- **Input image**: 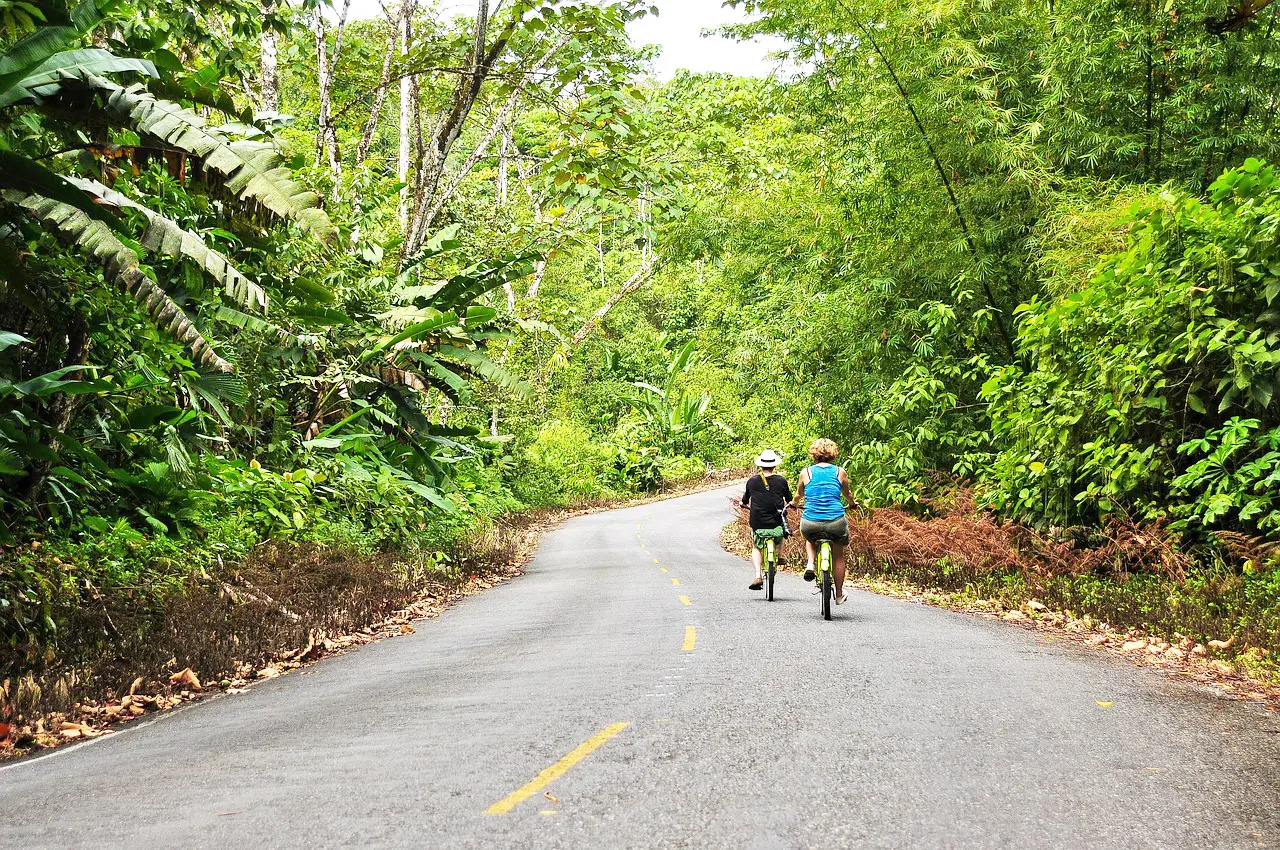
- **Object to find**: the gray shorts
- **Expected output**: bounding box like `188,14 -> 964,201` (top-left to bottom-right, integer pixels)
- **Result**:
800,516 -> 849,546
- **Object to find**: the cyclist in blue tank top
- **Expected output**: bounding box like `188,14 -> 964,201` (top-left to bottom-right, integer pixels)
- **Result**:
794,438 -> 858,606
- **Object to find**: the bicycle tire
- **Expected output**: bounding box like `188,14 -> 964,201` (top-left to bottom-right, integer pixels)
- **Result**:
765,564 -> 775,601
821,570 -> 832,620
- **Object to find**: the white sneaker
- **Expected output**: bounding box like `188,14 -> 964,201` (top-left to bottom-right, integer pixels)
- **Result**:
835,593 -> 847,605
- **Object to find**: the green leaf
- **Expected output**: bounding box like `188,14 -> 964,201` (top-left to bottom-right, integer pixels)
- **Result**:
66,73 -> 336,243
0,331 -> 29,352
67,176 -> 267,312
0,151 -> 122,230
10,191 -> 231,371
0,48 -> 154,106
0,0 -> 117,97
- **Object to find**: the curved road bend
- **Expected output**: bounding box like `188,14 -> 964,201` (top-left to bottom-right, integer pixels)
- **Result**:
3,486 -> 1279,849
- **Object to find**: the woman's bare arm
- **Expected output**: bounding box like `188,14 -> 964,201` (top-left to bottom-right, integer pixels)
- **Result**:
838,468 -> 858,509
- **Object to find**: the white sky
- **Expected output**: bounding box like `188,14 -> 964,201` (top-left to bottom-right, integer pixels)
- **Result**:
343,0 -> 786,79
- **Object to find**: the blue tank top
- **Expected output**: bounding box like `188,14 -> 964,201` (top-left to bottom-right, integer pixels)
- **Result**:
802,464 -> 845,521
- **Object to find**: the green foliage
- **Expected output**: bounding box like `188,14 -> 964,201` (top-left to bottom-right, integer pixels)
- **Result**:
983,160 -> 1280,534
517,419 -> 619,504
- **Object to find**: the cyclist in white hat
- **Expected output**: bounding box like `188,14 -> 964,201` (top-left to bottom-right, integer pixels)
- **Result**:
741,449 -> 792,590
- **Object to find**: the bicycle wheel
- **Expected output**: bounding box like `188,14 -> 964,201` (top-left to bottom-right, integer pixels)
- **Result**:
765,563 -> 776,601
819,543 -> 833,620
821,570 -> 832,620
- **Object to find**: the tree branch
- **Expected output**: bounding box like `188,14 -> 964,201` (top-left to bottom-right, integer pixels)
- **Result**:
572,256 -> 662,345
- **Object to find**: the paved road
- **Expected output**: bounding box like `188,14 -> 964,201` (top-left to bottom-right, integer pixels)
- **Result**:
4,486 -> 1280,849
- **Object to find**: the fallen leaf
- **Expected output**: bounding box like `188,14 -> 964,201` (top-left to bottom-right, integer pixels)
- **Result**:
543,792 -> 560,803
1208,637 -> 1236,650
0,722 -> 10,743
1210,660 -> 1234,674
1120,640 -> 1147,652
128,676 -> 144,696
1025,600 -> 1047,612
169,668 -> 202,691
1096,700 -> 1114,707
256,667 -> 281,680
1002,610 -> 1027,621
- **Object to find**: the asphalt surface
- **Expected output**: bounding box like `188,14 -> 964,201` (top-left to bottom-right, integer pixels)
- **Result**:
4,486 -> 1280,849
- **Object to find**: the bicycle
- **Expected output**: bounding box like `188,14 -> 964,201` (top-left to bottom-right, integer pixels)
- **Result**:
762,536 -> 777,601
811,533 -> 835,621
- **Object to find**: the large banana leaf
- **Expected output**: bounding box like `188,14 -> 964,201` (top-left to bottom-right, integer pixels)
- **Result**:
67,176 -> 267,312
66,72 -> 336,244
0,150 -> 121,229
436,344 -> 532,398
0,48 -> 153,106
403,351 -> 470,400
0,0 -> 113,97
9,192 -> 231,372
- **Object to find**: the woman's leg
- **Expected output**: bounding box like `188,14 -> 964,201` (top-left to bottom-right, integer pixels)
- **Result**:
833,542 -> 847,600
750,543 -> 763,579
804,537 -> 816,578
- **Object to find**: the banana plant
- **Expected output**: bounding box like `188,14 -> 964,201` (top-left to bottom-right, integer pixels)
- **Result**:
0,0 -> 333,372
292,230 -> 537,496
628,340 -> 723,455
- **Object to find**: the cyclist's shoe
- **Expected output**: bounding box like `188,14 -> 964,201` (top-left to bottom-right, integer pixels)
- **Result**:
749,578 -> 764,591
803,566 -> 815,582
835,593 -> 847,605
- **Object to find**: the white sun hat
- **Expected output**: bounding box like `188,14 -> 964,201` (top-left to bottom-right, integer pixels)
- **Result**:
755,449 -> 781,468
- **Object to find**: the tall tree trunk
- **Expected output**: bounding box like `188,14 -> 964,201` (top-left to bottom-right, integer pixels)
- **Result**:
405,0 -> 520,255
398,1 -> 417,227
315,0 -> 351,190
357,8 -> 402,165
260,0 -> 279,112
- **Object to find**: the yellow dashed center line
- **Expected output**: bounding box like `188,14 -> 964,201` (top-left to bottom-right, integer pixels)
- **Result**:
660,567 -> 668,573
682,626 -> 697,652
679,595 -> 692,606
671,578 -> 680,586
653,558 -> 660,564
484,722 -> 630,815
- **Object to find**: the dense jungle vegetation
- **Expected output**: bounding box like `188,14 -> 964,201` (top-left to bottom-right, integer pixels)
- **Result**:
5,0 -> 1280,711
